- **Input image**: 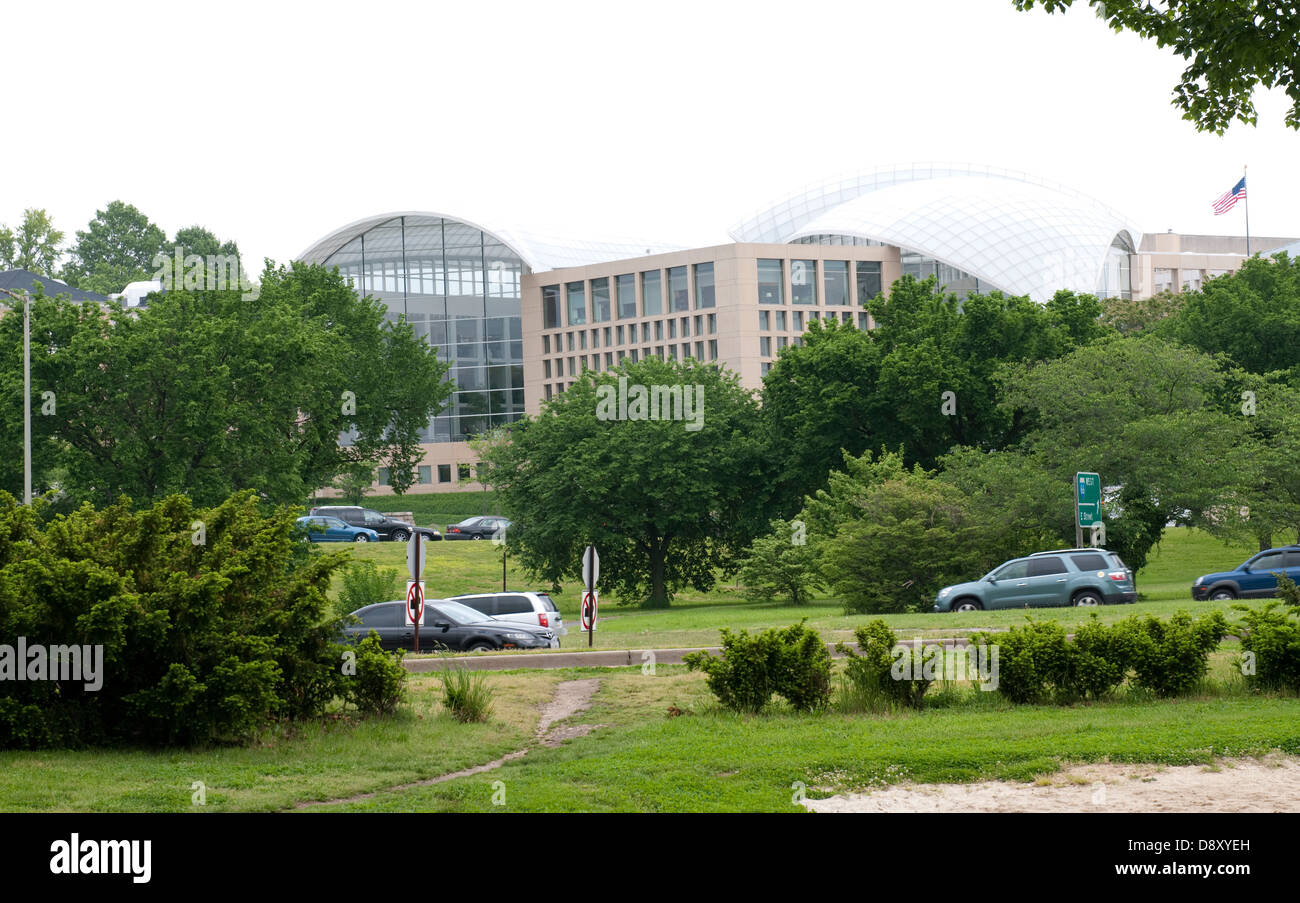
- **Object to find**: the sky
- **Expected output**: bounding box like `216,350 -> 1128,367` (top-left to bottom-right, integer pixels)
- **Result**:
4,0 -> 1298,273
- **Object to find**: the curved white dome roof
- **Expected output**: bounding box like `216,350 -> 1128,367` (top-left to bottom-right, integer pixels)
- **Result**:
298,211 -> 683,273
731,164 -> 1142,303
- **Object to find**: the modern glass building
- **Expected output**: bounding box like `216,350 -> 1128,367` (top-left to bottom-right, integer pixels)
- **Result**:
299,166 -> 1296,495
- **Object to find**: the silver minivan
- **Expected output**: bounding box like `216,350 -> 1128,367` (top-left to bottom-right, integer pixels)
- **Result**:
451,591 -> 567,642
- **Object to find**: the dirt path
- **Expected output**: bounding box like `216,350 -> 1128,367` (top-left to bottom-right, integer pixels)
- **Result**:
802,755 -> 1300,813
292,677 -> 602,810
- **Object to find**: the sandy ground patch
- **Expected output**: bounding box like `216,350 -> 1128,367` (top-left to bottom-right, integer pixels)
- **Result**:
803,755 -> 1300,813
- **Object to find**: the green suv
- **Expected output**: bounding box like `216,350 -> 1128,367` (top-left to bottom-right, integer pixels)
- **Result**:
933,548 -> 1136,612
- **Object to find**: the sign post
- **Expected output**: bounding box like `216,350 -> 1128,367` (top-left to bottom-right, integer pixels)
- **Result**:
407,532 -> 428,652
581,545 -> 599,647
1075,472 -> 1101,548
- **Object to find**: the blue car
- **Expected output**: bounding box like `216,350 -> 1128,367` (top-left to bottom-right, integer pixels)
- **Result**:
1192,546 -> 1300,600
296,515 -> 380,543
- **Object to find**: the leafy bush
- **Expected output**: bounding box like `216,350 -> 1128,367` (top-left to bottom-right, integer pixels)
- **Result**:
974,619 -> 1073,704
735,519 -> 823,606
684,622 -> 831,713
0,490 -> 351,748
435,655 -> 495,723
344,633 -> 407,716
1120,610 -> 1226,697
1233,600 -> 1300,693
1066,614 -> 1134,700
836,620 -> 931,710
335,558 -> 400,619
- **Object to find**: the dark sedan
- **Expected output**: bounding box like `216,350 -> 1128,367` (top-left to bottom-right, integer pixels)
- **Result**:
444,516 -> 511,540
341,599 -> 556,652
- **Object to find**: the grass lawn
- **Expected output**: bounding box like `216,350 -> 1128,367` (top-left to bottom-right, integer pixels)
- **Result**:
333,526 -> 1264,652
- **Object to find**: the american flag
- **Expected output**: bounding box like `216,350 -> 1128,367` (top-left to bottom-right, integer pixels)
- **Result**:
1212,176 -> 1247,215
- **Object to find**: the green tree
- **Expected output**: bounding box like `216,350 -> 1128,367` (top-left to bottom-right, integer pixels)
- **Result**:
735,519 -> 823,606
1100,289 -> 1185,335
1,262 -> 452,507
1157,254 -> 1300,377
479,357 -> 769,608
62,201 -> 167,295
1000,334 -> 1249,568
1013,0 -> 1300,132
331,464 -> 378,506
0,209 -> 64,276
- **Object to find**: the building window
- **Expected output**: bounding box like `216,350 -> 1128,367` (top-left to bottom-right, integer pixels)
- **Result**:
542,334 -> 550,354
591,329 -> 599,348
694,262 -> 715,308
758,259 -> 784,304
378,467 -> 390,486
418,465 -> 432,484
641,322 -> 651,343
1153,268 -> 1174,293
544,360 -> 551,378
654,320 -> 663,340
792,259 -> 816,304
642,270 -> 662,316
775,310 -> 786,331
668,266 -> 689,312
667,344 -> 677,360
545,384 -> 553,400
708,339 -> 718,360
824,260 -> 849,306
604,326 -> 612,346
605,352 -> 613,368
693,315 -> 702,335
566,332 -> 575,351
566,281 -> 587,326
592,277 -> 611,322
458,463 -> 472,482
616,273 -> 636,318
778,336 -> 788,350
567,357 -> 575,376
793,311 -> 803,331
759,310 -> 770,331
858,312 -> 869,330
542,285 -> 561,329
761,361 -> 771,376
695,341 -> 704,359
438,464 -> 451,483
617,349 -> 626,363
856,261 -> 882,305
579,330 -> 588,350
760,336 -> 771,356
616,324 -> 625,344
668,319 -> 676,339
630,348 -> 639,362
707,313 -> 716,333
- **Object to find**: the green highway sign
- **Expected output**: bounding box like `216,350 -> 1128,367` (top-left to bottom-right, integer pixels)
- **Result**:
1076,472 -> 1101,527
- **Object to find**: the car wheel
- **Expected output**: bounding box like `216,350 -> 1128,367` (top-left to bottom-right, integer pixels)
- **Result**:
953,599 -> 982,613
1208,588 -> 1236,601
1073,590 -> 1103,607
471,535 -> 482,540
391,529 -> 409,543
468,642 -> 494,652
353,534 -> 370,543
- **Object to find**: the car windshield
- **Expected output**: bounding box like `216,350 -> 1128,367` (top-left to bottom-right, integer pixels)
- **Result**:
428,601 -> 492,624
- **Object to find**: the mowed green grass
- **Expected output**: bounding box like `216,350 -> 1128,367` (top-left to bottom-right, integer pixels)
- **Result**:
0,671 -> 564,812
336,526 -> 1264,651
307,662 -> 1300,813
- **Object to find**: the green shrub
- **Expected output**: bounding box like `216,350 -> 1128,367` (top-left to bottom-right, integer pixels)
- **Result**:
1066,614 -> 1133,700
684,621 -> 831,713
345,633 -> 407,716
335,559 -> 400,619
735,519 -> 823,606
974,619 -> 1073,704
1120,610 -> 1226,697
836,620 -> 931,710
434,655 -> 496,723
0,491 -> 350,748
1233,601 -> 1300,693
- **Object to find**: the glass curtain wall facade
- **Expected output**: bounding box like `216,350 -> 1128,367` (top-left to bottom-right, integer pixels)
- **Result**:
322,215 -> 526,443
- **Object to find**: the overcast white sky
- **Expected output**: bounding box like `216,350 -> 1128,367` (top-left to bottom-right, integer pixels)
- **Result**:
5,0 -> 1298,272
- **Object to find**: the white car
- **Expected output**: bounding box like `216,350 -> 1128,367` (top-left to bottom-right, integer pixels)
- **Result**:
451,591 -> 566,642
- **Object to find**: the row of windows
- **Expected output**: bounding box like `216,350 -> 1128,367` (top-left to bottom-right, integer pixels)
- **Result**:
543,263 -> 716,328
543,315 -> 718,353
1152,267 -> 1232,294
758,259 -> 882,307
542,341 -> 721,387
758,310 -> 867,332
378,462 -> 475,486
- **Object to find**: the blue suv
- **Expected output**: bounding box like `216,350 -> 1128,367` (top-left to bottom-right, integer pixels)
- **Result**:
1191,546 -> 1300,600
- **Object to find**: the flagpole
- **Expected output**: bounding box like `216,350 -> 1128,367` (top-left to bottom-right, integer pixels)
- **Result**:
1244,165 -> 1251,258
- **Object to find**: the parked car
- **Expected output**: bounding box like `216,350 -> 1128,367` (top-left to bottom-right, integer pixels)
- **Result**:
341,599 -> 557,652
1191,545 -> 1300,600
308,506 -> 442,542
450,590 -> 566,636
444,515 -> 511,540
933,548 -> 1136,612
295,515 -> 380,543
